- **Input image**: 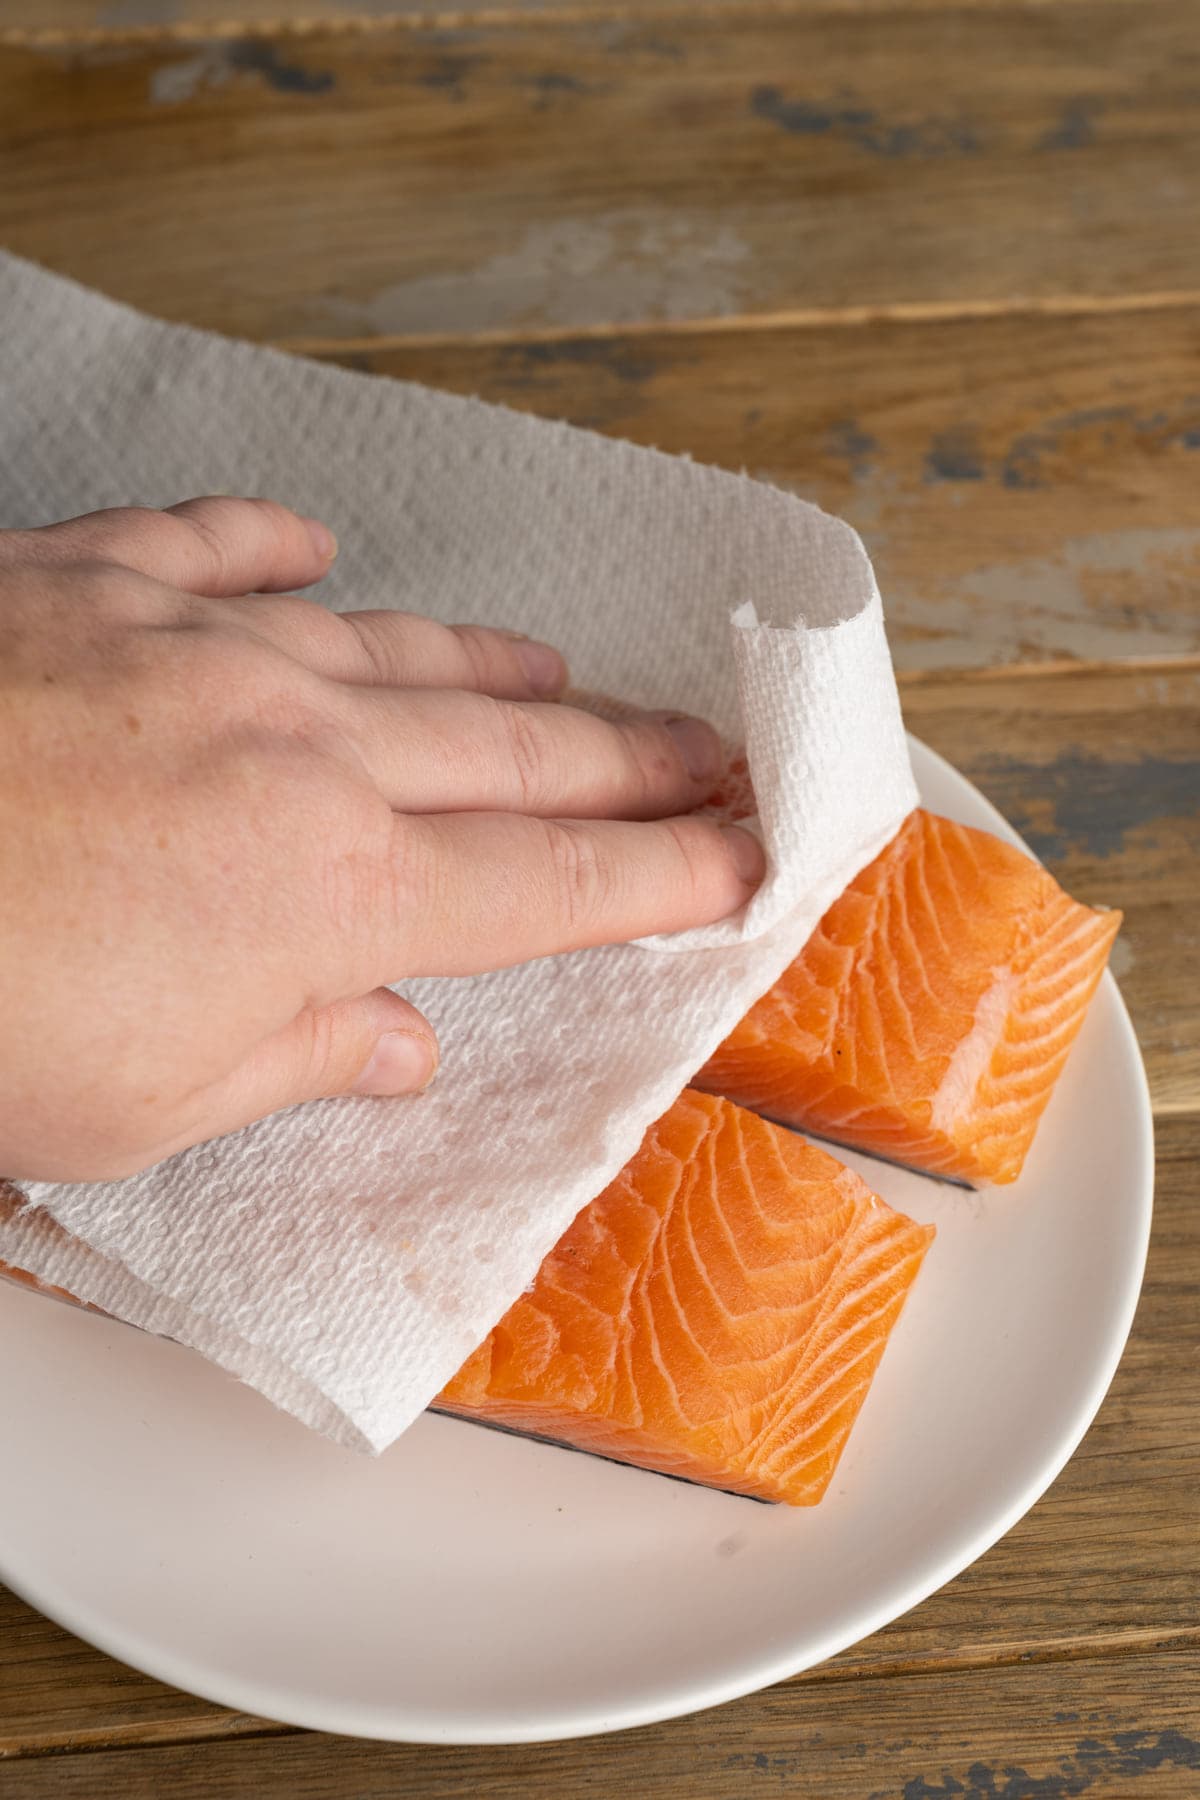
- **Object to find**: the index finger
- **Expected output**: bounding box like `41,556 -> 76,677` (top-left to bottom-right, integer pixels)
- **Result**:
358,811 -> 765,982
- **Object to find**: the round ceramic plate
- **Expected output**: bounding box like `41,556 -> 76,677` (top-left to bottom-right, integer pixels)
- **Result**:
0,740 -> 1154,1744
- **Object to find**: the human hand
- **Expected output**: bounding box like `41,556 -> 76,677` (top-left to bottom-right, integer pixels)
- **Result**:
0,497 -> 763,1182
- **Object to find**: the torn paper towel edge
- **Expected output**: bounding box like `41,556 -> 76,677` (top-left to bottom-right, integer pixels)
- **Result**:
0,252 -> 918,1452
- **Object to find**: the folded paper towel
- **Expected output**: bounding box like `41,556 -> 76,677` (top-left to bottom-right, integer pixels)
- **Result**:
0,254 -> 917,1452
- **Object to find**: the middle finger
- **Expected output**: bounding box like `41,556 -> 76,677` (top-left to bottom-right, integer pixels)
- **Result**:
215,595 -> 569,700
342,686 -> 725,821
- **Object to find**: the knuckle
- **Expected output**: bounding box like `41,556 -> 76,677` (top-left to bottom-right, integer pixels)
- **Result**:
385,812 -> 433,914
293,1003 -> 343,1089
173,503 -> 236,589
545,819 -> 612,932
622,724 -> 677,811
342,611 -> 402,685
317,804 -> 415,992
321,793 -> 395,927
171,618 -> 267,702
72,558 -> 172,626
179,622 -> 324,728
663,817 -> 716,901
449,624 -> 500,690
502,704 -> 557,811
100,507 -> 180,576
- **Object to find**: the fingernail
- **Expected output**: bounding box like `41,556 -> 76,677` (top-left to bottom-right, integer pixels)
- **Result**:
302,516 -> 338,563
352,1031 -> 437,1097
512,637 -> 568,698
721,825 -> 766,886
665,715 -> 723,782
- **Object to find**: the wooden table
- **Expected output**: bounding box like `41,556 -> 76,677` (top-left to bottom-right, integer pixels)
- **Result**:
1,2 -> 1197,1793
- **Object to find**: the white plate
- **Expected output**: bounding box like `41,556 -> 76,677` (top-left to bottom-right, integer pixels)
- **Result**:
0,740 -> 1154,1744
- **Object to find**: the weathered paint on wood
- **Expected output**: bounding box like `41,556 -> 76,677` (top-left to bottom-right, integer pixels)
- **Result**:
3,1 -> 1197,1789
0,0 -> 1152,27
13,0 -> 743,29
3,4 -> 1200,338
0,1 -> 613,28
315,304 -> 1200,670
2,1645 -> 1198,1795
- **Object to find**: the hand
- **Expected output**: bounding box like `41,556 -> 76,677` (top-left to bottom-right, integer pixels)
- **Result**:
0,497 -> 763,1182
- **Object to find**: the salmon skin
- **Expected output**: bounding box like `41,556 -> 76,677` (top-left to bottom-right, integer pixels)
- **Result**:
438,1090 -> 934,1506
697,809 -> 1121,1187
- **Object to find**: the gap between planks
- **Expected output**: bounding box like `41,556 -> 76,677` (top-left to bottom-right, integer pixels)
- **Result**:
1137,1096 -> 1200,1120
277,290 -> 1200,356
5,1626 -> 1200,1761
898,654 -> 1200,688
0,0 -> 1145,52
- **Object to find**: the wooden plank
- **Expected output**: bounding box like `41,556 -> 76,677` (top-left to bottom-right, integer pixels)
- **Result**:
0,0 -> 1151,33
321,304 -> 1200,671
5,0 -> 716,31
3,1647 -> 1199,1795
3,1113 -> 1195,1755
0,1577 -> 283,1751
3,4 -> 1200,338
0,1 -> 617,28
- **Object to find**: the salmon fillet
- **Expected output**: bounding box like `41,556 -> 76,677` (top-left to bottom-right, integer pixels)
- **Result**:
438,1090 -> 934,1505
697,809 -> 1121,1186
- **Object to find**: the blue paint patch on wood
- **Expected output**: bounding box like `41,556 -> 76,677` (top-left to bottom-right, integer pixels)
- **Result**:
1002,457 -> 1044,491
529,72 -> 591,96
417,53 -> 483,100
976,751 -> 1199,862
750,86 -> 980,157
999,402 -> 1200,490
502,338 -> 660,386
229,41 -> 334,95
523,70 -> 605,109
899,1726 -> 1200,1797
926,426 -> 985,483
1037,98 -> 1100,150
828,418 -> 879,477
723,1749 -> 803,1779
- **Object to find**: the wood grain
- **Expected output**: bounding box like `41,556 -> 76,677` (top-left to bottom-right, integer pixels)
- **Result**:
4,3 -> 1200,339
0,0 -> 1150,27
3,1109 -> 1195,1760
3,1649 -> 1198,1795
316,303 -> 1200,671
2,0 -> 1196,1784
3,0 -> 713,30
0,0 -> 639,28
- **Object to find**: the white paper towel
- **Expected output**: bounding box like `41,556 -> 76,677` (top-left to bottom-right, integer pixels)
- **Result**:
0,253 -> 917,1452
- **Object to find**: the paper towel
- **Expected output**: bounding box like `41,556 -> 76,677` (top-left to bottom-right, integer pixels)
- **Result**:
0,253 -> 917,1452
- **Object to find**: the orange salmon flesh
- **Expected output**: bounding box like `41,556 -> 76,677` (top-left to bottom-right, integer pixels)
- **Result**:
438,1090 -> 933,1505
698,809 -> 1120,1186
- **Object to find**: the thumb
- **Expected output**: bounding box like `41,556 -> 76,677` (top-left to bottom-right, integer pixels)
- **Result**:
187,988 -> 439,1145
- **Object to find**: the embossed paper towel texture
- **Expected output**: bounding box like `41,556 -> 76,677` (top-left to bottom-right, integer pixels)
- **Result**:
0,255 -> 917,1451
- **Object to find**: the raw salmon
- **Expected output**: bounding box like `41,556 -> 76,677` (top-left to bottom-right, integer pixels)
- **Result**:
437,1090 -> 933,1505
698,809 -> 1121,1186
